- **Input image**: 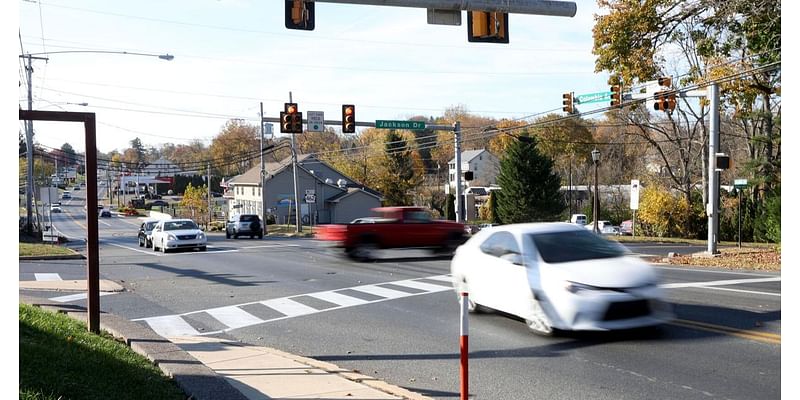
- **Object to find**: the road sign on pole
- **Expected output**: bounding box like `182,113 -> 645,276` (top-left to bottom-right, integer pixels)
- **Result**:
376,120 -> 426,130
630,179 -> 640,210
304,189 -> 316,204
307,111 -> 324,132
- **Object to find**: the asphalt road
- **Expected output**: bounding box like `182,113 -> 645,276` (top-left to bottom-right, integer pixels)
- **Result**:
22,192 -> 782,400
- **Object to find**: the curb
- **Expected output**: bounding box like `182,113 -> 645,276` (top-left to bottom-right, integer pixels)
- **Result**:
20,294 -> 249,400
19,254 -> 85,261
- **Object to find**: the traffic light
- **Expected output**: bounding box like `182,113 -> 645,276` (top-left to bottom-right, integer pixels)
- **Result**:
658,76 -> 672,87
562,92 -> 574,114
467,11 -> 509,43
280,103 -> 303,133
715,154 -> 731,170
653,91 -> 676,112
342,104 -> 355,133
285,0 -> 315,31
464,171 -> 474,181
610,85 -> 622,107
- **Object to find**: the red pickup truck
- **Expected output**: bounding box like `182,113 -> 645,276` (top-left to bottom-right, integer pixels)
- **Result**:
315,206 -> 466,261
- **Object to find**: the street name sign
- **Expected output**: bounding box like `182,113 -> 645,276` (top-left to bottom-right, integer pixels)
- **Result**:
376,120 -> 426,130
575,91 -> 612,105
734,179 -> 748,189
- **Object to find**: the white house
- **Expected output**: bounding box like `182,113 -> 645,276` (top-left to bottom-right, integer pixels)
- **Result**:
446,149 -> 500,194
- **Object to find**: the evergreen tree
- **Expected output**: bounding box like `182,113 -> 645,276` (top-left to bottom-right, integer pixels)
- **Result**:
496,136 -> 565,223
488,190 -> 501,224
379,130 -> 420,206
445,193 -> 456,221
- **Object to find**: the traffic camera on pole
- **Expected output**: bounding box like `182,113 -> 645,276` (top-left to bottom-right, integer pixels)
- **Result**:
467,11 -> 509,43
610,85 -> 622,108
342,104 -> 355,133
562,92 -> 574,114
285,0 -> 315,30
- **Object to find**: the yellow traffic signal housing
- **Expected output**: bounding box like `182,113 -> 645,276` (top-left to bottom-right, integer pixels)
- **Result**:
610,85 -> 622,107
281,103 -> 303,133
562,92 -> 574,114
658,76 -> 672,87
468,11 -> 509,44
653,91 -> 677,112
342,104 -> 355,133
285,0 -> 315,31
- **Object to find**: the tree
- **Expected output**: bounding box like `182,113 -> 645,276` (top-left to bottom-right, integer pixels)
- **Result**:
444,193 -> 456,221
209,119 -> 259,177
495,135 -> 564,223
376,130 -> 423,206
179,183 -> 208,226
637,185 -> 689,238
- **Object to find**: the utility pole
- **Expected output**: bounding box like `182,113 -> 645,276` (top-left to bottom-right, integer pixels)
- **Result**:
22,54 -> 48,234
707,83 -> 720,255
454,121 -> 462,223
289,92 -> 301,233
260,102 -> 268,237
207,163 -> 212,227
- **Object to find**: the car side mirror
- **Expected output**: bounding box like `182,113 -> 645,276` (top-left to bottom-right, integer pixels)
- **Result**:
500,252 -> 524,266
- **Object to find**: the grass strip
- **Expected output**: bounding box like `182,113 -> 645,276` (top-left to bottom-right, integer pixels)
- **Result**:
19,304 -> 186,400
19,243 -> 76,257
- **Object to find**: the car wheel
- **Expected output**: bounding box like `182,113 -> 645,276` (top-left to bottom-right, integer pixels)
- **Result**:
200,246 -> 207,251
233,231 -> 239,239
146,239 -> 152,248
351,240 -> 378,261
257,233 -> 263,239
138,237 -> 144,247
225,229 -> 231,239
161,240 -> 167,253
153,241 -> 159,252
525,300 -> 554,336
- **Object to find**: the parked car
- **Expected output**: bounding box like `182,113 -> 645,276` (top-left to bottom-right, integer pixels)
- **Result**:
50,204 -> 62,213
146,200 -> 170,209
61,191 -> 72,200
620,220 -> 633,236
450,222 -> 672,336
601,225 -> 621,235
569,214 -> 587,225
73,185 -> 80,191
226,214 -> 263,239
586,220 -> 615,233
138,219 -> 160,248
152,219 -> 207,253
99,209 -> 112,218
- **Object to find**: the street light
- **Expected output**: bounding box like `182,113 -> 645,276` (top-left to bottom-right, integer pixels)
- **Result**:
19,50 -> 173,234
591,148 -> 600,234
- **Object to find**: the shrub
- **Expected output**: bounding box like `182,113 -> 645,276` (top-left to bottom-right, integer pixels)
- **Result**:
637,186 -> 689,237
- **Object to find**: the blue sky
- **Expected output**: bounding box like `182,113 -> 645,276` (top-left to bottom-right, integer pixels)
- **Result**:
17,0 -> 609,153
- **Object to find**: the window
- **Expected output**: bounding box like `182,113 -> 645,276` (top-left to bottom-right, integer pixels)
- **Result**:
480,232 -> 520,258
404,211 -> 431,223
528,230 -> 626,263
164,220 -> 199,231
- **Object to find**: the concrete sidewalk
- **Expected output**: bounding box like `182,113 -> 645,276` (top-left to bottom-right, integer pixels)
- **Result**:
19,294 -> 433,400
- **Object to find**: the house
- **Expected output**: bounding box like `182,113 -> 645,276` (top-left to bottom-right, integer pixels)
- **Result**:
141,158 -> 184,177
226,154 -> 383,224
446,149 -> 500,194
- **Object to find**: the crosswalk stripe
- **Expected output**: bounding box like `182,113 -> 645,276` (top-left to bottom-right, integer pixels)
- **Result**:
204,306 -> 263,329
261,298 -> 318,317
35,273 -> 61,281
145,315 -> 200,336
393,279 -> 452,293
49,291 -> 115,303
350,285 -> 409,299
421,275 -> 453,283
310,291 -> 370,307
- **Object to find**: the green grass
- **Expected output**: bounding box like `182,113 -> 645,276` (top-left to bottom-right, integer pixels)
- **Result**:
19,304 -> 186,400
19,243 -> 76,257
611,234 -> 776,248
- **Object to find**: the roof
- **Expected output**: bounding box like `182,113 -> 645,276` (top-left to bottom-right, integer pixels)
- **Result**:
325,187 -> 382,203
228,154 -> 315,185
448,149 -> 493,164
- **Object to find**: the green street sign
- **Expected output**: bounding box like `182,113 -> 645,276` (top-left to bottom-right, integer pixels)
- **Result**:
575,91 -> 612,105
734,178 -> 748,188
376,120 -> 426,130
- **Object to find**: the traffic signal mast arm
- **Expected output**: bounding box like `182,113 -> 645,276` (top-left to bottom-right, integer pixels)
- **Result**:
311,1 -> 577,17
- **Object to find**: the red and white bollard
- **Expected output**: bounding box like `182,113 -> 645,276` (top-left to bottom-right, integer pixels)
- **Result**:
460,292 -> 469,400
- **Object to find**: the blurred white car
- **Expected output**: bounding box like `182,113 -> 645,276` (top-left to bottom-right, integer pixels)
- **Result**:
50,204 -> 62,213
152,218 -> 207,253
450,223 -> 672,335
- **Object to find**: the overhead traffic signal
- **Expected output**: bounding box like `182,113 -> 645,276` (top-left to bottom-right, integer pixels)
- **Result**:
467,11 -> 509,43
610,85 -> 622,107
562,92 -> 574,114
285,0 -> 315,31
715,154 -> 731,170
653,91 -> 676,112
342,104 -> 355,133
658,76 -> 672,87
280,102 -> 303,134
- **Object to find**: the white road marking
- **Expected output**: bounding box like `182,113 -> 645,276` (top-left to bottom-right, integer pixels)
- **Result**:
49,291 -> 116,303
655,265 -> 778,277
135,274 -> 455,337
145,315 -> 200,336
660,277 -> 781,289
261,298 -> 318,317
205,306 -> 264,329
98,220 -> 112,227
35,273 -> 61,281
240,244 -> 302,249
310,291 -> 369,307
700,286 -> 781,297
421,275 -> 453,283
350,285 -> 410,299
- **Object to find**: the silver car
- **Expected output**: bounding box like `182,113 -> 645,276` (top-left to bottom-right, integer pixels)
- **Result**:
152,219 -> 207,253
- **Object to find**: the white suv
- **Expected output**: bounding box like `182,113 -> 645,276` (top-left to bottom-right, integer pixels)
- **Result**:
226,214 -> 263,239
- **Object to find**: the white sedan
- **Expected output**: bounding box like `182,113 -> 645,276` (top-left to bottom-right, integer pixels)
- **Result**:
450,223 -> 672,335
151,219 -> 207,253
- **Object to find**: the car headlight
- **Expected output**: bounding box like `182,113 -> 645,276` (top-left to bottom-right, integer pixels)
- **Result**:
564,281 -> 600,294
167,233 -> 177,240
198,232 -> 205,239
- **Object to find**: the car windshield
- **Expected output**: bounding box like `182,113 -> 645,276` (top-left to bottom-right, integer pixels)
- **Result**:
164,220 -> 198,231
528,230 -> 627,263
404,211 -> 432,223
145,221 -> 158,230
